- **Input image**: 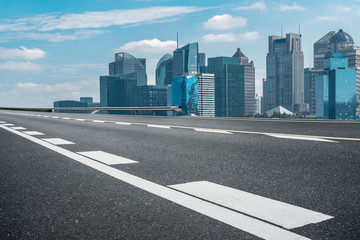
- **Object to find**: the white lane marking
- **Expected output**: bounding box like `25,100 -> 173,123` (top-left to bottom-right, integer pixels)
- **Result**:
52,116 -> 60,119
194,128 -> 233,134
42,138 -> 75,145
23,131 -> 45,136
115,122 -> 132,125
43,115 -> 50,118
147,124 -> 171,129
267,134 -> 338,143
0,121 -> 6,124
35,115 -> 42,117
0,124 -> 311,240
11,127 -> 27,130
2,123 -> 14,126
77,151 -> 138,165
169,181 -> 333,229
75,119 -> 86,121
93,120 -> 105,123
62,117 -> 71,120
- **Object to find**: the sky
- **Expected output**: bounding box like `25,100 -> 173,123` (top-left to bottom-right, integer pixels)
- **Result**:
0,0 -> 360,107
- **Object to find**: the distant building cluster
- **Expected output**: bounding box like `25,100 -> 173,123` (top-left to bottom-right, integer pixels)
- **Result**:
54,97 -> 100,113
263,29 -> 359,119
53,29 -> 359,120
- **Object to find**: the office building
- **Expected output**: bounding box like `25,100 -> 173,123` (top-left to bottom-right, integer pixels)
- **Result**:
265,33 -> 307,113
173,43 -> 199,78
196,73 -> 215,117
208,56 -> 245,117
131,85 -> 168,115
53,100 -> 87,113
156,54 -> 173,86
171,75 -> 198,116
100,75 -> 137,114
315,52 -> 357,119
255,94 -> 262,114
109,52 -> 147,86
233,48 -> 255,115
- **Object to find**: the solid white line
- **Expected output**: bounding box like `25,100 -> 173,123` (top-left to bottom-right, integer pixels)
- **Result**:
92,120 -> 105,123
2,123 -> 15,126
77,151 -> 138,165
147,124 -> 171,129
115,122 -> 132,125
194,128 -> 233,134
11,127 -> 27,130
42,138 -> 75,145
267,134 -> 338,143
169,181 -> 333,229
23,131 -> 45,136
0,124 -> 311,240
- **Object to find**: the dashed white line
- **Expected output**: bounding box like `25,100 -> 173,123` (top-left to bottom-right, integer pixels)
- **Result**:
52,116 -> 60,119
115,122 -> 132,125
75,119 -> 86,121
23,131 -> 45,136
2,123 -> 15,126
42,138 -> 75,145
77,151 -> 138,165
93,120 -> 105,123
267,134 -> 338,143
0,121 -> 6,124
169,181 -> 333,229
11,127 -> 27,130
147,124 -> 171,129
62,117 -> 71,120
194,128 -> 233,134
0,124 -> 312,240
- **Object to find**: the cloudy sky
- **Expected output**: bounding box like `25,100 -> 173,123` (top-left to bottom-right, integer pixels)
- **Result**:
1,0 -> 359,107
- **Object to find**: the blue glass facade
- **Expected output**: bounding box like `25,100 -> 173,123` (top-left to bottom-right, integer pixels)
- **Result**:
315,52 -> 357,119
156,54 -> 173,86
208,57 -> 245,117
53,100 -> 88,113
109,52 -> 147,86
131,85 -> 168,115
171,76 -> 198,115
173,43 -> 199,78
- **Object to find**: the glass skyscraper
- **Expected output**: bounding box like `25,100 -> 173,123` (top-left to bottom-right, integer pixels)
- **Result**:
315,52 -> 357,119
171,76 -> 198,116
109,52 -> 147,86
131,85 -> 168,115
208,56 -> 245,117
172,43 -> 199,78
156,53 -> 173,86
264,33 -> 307,113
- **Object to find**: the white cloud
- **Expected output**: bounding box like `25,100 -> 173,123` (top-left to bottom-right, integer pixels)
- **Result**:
203,31 -> 259,43
203,14 -> 247,30
23,30 -> 105,42
116,38 -> 177,54
236,2 -> 266,11
315,15 -> 336,21
0,46 -> 46,60
0,6 -> 206,32
0,61 -> 42,72
239,31 -> 260,41
203,33 -> 237,42
280,3 -> 305,11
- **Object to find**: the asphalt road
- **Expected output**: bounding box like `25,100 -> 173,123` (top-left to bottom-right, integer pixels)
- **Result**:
1,110 -> 360,240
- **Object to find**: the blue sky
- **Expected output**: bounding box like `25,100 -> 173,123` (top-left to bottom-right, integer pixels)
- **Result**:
1,0 -> 359,107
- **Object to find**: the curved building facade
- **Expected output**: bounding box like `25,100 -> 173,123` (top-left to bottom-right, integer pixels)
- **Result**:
156,53 -> 173,86
109,52 -> 147,86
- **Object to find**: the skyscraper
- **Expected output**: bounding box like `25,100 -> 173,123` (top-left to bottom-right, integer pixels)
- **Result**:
172,43 -> 199,78
109,52 -> 147,86
265,33 -> 307,113
196,73 -> 215,117
171,75 -> 198,116
315,52 -> 357,119
156,53 -> 173,86
131,85 -> 168,115
233,48 -> 255,115
208,56 -> 245,117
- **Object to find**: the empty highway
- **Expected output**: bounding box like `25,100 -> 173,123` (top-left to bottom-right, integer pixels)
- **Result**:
1,110 -> 360,240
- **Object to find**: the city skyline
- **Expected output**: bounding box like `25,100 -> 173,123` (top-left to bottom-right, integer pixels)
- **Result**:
1,0 -> 360,107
